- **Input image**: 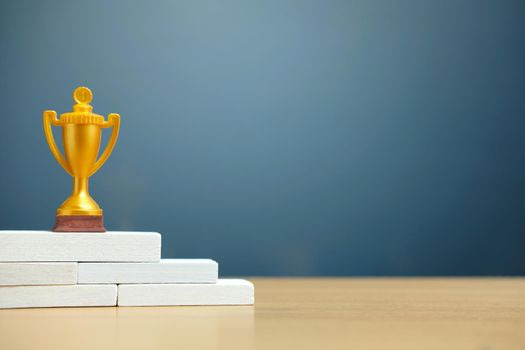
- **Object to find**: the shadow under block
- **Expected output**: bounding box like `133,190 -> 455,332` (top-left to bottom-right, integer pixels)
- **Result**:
0,262 -> 77,286
78,259 -> 218,284
117,279 -> 254,306
0,231 -> 161,262
0,284 -> 117,309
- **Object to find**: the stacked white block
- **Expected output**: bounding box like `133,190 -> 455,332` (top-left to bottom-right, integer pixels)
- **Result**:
0,262 -> 77,286
78,259 -> 218,284
118,279 -> 255,306
0,285 -> 117,308
0,231 -> 254,309
0,231 -> 161,262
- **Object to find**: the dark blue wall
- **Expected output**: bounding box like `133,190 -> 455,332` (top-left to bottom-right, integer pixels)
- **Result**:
1,0 -> 524,275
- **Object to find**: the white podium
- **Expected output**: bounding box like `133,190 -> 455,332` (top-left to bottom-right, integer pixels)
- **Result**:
0,231 -> 254,309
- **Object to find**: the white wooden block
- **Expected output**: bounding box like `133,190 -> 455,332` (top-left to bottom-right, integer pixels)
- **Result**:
0,284 -> 117,309
0,231 -> 161,262
118,279 -> 254,306
78,259 -> 218,284
0,262 -> 77,286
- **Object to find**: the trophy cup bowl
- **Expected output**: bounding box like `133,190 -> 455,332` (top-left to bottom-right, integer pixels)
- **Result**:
59,123 -> 102,216
43,87 -> 120,232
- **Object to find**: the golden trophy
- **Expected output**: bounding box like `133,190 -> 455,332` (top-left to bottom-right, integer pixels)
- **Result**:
43,87 -> 120,232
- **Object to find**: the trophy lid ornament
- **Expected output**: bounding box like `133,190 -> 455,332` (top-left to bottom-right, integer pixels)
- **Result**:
73,86 -> 92,104
43,87 -> 120,232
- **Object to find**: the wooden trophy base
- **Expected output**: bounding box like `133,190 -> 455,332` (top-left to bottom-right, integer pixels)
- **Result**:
53,215 -> 106,232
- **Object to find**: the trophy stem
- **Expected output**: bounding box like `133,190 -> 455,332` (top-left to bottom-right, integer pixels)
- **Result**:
73,176 -> 89,198
54,176 -> 105,232
55,175 -> 102,216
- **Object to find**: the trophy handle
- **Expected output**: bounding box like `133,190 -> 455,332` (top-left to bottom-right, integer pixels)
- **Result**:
90,113 -> 120,176
43,110 -> 73,176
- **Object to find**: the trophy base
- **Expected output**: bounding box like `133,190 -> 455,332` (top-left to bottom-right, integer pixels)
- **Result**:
53,215 -> 106,233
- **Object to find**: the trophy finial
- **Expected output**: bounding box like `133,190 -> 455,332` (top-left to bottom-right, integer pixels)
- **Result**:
73,86 -> 92,104
72,86 -> 93,113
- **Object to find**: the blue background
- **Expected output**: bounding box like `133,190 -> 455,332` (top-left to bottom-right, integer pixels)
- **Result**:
1,0 -> 524,276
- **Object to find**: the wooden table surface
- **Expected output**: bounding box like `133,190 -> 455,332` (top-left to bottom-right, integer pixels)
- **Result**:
0,278 -> 524,350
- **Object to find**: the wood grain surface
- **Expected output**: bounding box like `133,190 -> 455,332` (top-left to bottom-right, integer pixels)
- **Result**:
0,278 -> 523,350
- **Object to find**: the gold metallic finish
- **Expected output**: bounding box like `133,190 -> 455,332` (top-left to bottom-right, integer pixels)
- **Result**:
43,87 -> 120,217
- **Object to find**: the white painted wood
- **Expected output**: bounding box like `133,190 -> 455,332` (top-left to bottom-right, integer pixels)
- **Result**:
118,279 -> 254,306
0,262 -> 77,286
0,284 -> 117,309
0,231 -> 161,262
78,259 -> 218,284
